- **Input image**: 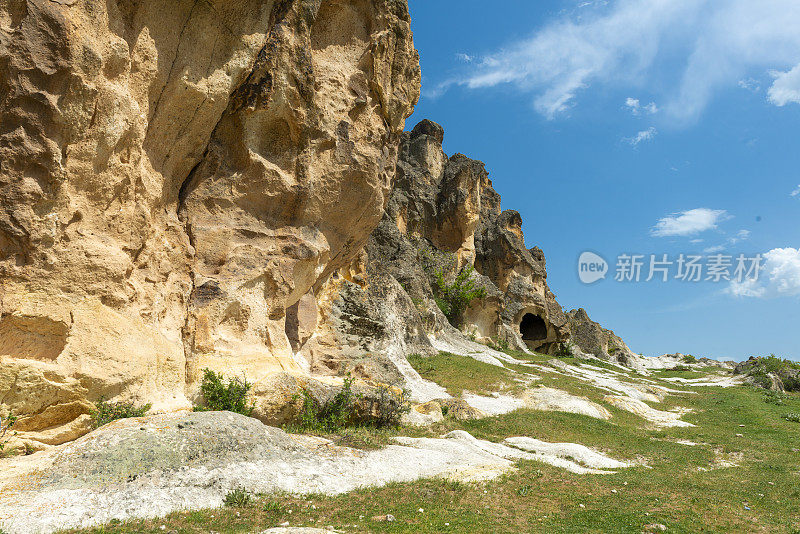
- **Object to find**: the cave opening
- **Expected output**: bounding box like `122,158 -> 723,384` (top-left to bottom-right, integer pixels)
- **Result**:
520,313 -> 547,342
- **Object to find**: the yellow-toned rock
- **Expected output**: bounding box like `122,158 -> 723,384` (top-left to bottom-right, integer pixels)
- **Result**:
0,0 -> 420,446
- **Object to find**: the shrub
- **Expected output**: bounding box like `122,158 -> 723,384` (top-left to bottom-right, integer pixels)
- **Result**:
783,412 -> 800,423
682,354 -> 698,363
91,398 -> 151,429
195,368 -> 254,416
362,384 -> 411,428
292,377 -> 410,432
294,376 -> 358,433
432,265 -> 487,324
0,413 -> 17,458
224,487 -> 251,507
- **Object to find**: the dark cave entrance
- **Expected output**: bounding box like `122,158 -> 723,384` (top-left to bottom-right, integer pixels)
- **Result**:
520,313 -> 547,343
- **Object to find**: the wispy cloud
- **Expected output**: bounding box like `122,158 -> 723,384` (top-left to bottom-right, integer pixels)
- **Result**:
651,208 -> 729,237
729,229 -> 751,244
703,229 -> 751,253
433,0 -> 800,121
624,127 -> 657,146
625,98 -> 658,115
738,78 -> 761,92
792,185 -> 800,197
729,248 -> 800,298
455,53 -> 474,63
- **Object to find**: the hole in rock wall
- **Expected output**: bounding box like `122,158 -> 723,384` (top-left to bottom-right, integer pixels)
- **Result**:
520,313 -> 547,343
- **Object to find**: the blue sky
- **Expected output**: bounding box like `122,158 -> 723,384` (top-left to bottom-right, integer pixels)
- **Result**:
406,0 -> 800,361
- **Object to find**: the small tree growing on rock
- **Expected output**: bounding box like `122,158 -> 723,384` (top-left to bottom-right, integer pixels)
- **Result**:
432,265 -> 487,325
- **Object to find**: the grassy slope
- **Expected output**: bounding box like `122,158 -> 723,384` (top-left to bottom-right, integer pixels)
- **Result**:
65,354 -> 800,534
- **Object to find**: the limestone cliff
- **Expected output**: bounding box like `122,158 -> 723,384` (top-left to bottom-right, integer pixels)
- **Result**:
0,0 -> 419,447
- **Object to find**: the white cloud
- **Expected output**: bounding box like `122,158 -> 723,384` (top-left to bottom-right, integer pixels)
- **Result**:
625,97 -> 640,112
651,208 -> 728,237
768,63 -> 800,106
624,127 -> 657,146
792,185 -> 800,197
704,245 -> 726,254
729,248 -> 800,298
436,0 -> 800,121
455,53 -> 474,63
625,98 -> 658,115
729,229 -> 751,244
690,238 -> 704,244
738,77 -> 761,92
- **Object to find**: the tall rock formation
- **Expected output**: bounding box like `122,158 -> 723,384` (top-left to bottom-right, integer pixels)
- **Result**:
0,0 -> 420,447
291,120 -> 570,402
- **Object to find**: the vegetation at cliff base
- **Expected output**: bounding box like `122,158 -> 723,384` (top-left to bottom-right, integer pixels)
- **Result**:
194,368 -> 255,416
90,398 -> 151,429
289,376 -> 411,433
0,413 -> 17,458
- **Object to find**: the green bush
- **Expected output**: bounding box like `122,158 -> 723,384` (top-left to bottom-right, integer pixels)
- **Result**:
224,487 -> 251,507
362,384 -> 411,428
432,265 -> 487,324
291,377 -> 410,432
91,398 -> 151,429
195,368 -> 254,416
0,413 -> 17,458
682,354 -> 698,363
294,376 -> 358,432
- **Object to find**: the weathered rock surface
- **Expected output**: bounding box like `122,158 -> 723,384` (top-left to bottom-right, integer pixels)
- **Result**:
0,411 -> 632,534
566,308 -> 641,367
0,0 -> 420,447
311,120 -> 570,376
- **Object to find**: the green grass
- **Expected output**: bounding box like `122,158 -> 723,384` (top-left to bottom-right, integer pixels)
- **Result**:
407,352 -> 526,397
652,368 -> 707,380
61,364 -> 800,534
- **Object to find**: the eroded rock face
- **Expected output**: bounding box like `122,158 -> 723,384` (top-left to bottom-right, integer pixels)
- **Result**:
566,308 -> 639,366
0,0 -> 419,448
304,120 -> 569,381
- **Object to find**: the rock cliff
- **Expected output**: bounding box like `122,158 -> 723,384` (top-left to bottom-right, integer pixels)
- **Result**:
292,120 -> 570,401
1,0 -> 633,452
0,0 -> 419,448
